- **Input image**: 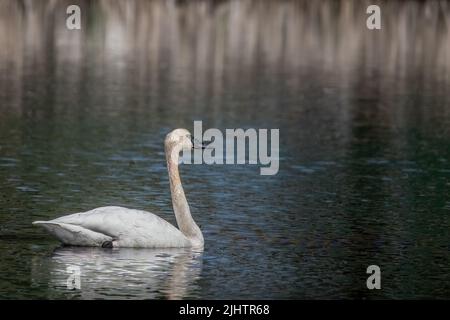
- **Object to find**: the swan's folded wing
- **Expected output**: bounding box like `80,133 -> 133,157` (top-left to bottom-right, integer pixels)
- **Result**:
36,206 -> 191,248
33,221 -> 113,246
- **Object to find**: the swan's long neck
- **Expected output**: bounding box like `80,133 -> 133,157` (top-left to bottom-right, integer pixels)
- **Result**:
166,143 -> 204,248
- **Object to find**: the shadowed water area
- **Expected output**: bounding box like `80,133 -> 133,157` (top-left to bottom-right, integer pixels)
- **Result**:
0,0 -> 449,299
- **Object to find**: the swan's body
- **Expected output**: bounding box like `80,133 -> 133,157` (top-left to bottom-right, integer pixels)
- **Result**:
33,206 -> 191,248
33,129 -> 204,249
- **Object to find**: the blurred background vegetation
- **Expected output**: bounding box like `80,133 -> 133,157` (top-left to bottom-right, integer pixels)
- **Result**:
1,0 -> 449,116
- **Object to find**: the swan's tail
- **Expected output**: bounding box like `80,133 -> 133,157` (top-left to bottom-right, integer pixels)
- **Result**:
32,221 -> 49,226
32,220 -> 112,246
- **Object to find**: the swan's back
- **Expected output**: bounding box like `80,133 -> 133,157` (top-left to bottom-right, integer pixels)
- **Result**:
35,206 -> 191,248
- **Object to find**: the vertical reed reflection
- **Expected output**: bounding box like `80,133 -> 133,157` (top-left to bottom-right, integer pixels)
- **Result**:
0,0 -> 449,116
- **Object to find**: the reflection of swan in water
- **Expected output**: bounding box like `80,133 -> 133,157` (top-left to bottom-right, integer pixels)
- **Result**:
32,129 -> 206,249
32,246 -> 203,299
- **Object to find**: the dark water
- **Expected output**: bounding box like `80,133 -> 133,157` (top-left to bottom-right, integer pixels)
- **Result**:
0,0 -> 449,299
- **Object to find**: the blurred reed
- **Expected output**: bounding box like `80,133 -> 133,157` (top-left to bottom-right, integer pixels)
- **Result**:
0,0 -> 449,112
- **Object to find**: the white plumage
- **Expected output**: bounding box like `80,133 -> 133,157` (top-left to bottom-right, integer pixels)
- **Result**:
33,129 -> 204,249
33,206 -> 190,248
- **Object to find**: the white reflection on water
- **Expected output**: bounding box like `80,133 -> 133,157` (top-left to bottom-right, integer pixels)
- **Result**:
32,246 -> 203,299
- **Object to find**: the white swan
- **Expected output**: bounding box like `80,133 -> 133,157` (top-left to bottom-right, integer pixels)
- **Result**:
33,129 -> 205,249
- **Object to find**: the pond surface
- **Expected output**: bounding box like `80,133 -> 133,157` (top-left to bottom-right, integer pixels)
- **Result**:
0,0 -> 449,299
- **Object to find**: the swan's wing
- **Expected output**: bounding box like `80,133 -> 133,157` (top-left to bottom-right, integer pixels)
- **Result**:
46,206 -> 190,248
32,221 -> 113,246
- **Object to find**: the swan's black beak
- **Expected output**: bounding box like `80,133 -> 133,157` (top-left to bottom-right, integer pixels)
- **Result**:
191,136 -> 208,149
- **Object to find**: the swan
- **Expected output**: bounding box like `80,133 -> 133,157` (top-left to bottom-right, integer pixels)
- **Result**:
32,129 -> 205,249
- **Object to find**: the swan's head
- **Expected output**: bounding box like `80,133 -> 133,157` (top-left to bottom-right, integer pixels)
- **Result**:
165,128 -> 193,151
165,128 -> 207,152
